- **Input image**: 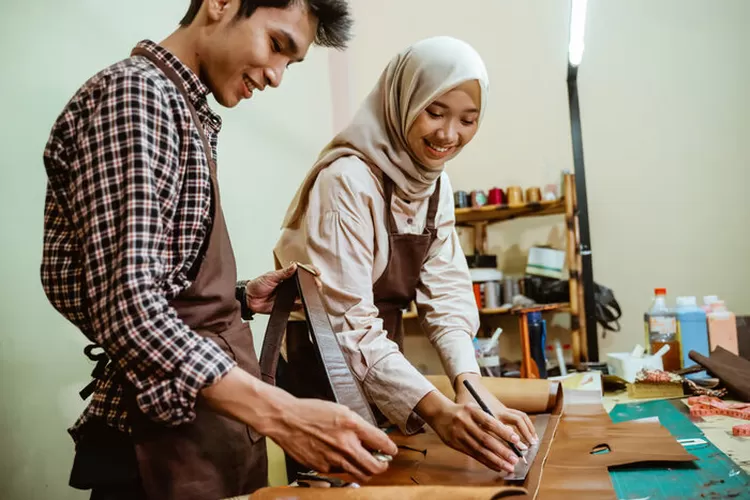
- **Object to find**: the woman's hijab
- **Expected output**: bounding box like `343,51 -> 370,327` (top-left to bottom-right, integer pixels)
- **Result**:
283,36 -> 489,228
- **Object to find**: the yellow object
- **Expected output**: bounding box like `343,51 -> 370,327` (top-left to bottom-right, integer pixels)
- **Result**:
627,382 -> 684,400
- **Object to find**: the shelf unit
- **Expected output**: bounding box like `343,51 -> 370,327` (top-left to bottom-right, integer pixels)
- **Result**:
402,173 -> 588,369
402,302 -> 570,320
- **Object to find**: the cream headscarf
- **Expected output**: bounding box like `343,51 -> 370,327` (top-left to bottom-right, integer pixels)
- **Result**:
282,36 -> 490,228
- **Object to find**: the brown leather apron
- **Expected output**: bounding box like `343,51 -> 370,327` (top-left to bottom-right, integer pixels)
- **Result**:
278,174 -> 441,478
126,47 -> 267,499
372,175 -> 441,350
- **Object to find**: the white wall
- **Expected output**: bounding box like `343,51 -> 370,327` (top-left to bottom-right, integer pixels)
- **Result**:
343,0 -> 750,365
0,1 -> 333,497
582,0 -> 750,354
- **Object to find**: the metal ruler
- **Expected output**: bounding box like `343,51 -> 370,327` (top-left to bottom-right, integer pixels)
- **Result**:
505,414 -> 551,481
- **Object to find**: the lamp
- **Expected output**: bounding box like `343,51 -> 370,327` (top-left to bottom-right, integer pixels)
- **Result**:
566,0 -> 599,362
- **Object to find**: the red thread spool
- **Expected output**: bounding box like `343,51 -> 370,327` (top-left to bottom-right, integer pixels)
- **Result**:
488,188 -> 505,205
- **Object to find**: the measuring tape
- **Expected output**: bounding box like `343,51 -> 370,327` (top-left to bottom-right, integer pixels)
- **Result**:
687,396 -> 750,437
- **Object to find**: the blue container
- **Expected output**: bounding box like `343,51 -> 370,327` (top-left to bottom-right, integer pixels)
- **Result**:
675,296 -> 709,374
528,312 -> 547,378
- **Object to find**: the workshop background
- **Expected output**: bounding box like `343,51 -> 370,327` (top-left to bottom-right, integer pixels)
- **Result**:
0,0 -> 747,498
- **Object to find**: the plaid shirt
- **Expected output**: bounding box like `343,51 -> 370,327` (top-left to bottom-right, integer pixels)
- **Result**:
42,40 -> 236,441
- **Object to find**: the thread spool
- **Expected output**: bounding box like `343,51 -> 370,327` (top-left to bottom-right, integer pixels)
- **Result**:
526,187 -> 542,203
503,277 -> 514,305
543,184 -> 558,201
454,190 -> 469,208
506,186 -> 524,207
470,190 -> 488,208
488,188 -> 505,205
473,283 -> 482,309
484,281 -> 500,309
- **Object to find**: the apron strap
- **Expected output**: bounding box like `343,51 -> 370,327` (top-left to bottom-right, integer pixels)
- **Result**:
425,176 -> 442,231
130,47 -> 215,170
79,45 -> 218,401
382,176 -> 399,234
260,267 -> 378,427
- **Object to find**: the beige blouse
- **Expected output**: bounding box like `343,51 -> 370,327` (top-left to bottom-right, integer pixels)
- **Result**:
274,156 -> 480,433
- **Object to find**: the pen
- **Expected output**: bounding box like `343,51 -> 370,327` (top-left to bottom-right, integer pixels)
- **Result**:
462,379 -> 527,465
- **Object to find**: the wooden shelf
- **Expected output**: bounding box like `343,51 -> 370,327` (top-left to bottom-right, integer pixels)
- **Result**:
402,302 -> 569,321
455,198 -> 566,226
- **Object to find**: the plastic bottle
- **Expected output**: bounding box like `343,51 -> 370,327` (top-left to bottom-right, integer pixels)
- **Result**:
702,295 -> 719,314
528,312 -> 548,378
675,296 -> 709,373
707,300 -> 738,355
644,288 -> 681,371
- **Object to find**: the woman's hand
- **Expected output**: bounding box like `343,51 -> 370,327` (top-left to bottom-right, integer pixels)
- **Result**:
454,373 -> 538,446
415,391 -> 522,473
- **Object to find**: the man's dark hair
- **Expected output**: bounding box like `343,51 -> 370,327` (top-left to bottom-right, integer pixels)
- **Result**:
180,0 -> 353,49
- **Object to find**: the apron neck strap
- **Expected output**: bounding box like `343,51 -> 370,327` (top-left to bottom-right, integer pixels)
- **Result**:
382,175 -> 399,233
130,46 -> 214,169
425,176 -> 441,231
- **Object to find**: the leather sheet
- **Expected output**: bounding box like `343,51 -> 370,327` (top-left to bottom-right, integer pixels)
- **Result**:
251,379 -> 697,500
534,390 -> 697,500
425,375 -> 559,414
251,485 -> 527,500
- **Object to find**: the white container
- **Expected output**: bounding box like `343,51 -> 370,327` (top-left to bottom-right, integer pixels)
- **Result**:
607,352 -> 664,383
469,268 -> 503,283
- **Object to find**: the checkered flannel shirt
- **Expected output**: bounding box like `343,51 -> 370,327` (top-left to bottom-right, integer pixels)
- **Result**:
41,40 -> 236,441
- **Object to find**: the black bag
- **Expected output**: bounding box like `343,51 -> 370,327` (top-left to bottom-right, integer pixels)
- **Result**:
523,276 -> 622,337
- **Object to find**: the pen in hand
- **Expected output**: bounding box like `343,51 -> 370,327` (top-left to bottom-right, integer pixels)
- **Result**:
462,379 -> 528,466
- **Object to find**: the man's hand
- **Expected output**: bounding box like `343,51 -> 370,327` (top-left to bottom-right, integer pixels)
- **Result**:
455,373 -> 538,445
244,263 -> 321,314
202,367 -> 396,483
264,398 -> 399,483
415,390 -> 522,473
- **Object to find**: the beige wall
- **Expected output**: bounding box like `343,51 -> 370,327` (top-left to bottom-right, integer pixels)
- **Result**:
344,0 -> 750,367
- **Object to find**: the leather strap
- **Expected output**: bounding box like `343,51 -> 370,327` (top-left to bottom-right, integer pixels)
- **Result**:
260,267 -> 377,426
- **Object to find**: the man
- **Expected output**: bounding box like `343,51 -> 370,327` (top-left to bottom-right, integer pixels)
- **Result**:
41,0 -> 397,498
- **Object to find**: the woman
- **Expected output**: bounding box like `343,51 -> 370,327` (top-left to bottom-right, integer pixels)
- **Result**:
274,36 -> 537,475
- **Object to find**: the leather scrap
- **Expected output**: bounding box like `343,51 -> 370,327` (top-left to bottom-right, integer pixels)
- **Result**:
689,347 -> 750,402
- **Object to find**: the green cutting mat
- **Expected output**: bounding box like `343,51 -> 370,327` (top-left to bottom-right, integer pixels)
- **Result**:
609,399 -> 750,499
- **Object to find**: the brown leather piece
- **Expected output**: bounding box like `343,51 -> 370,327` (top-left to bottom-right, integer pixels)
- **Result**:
426,375 -> 559,414
737,316 -> 750,361
251,380 -> 697,500
535,400 -> 696,499
690,346 -> 750,401
372,175 -> 442,353
251,485 -> 527,500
